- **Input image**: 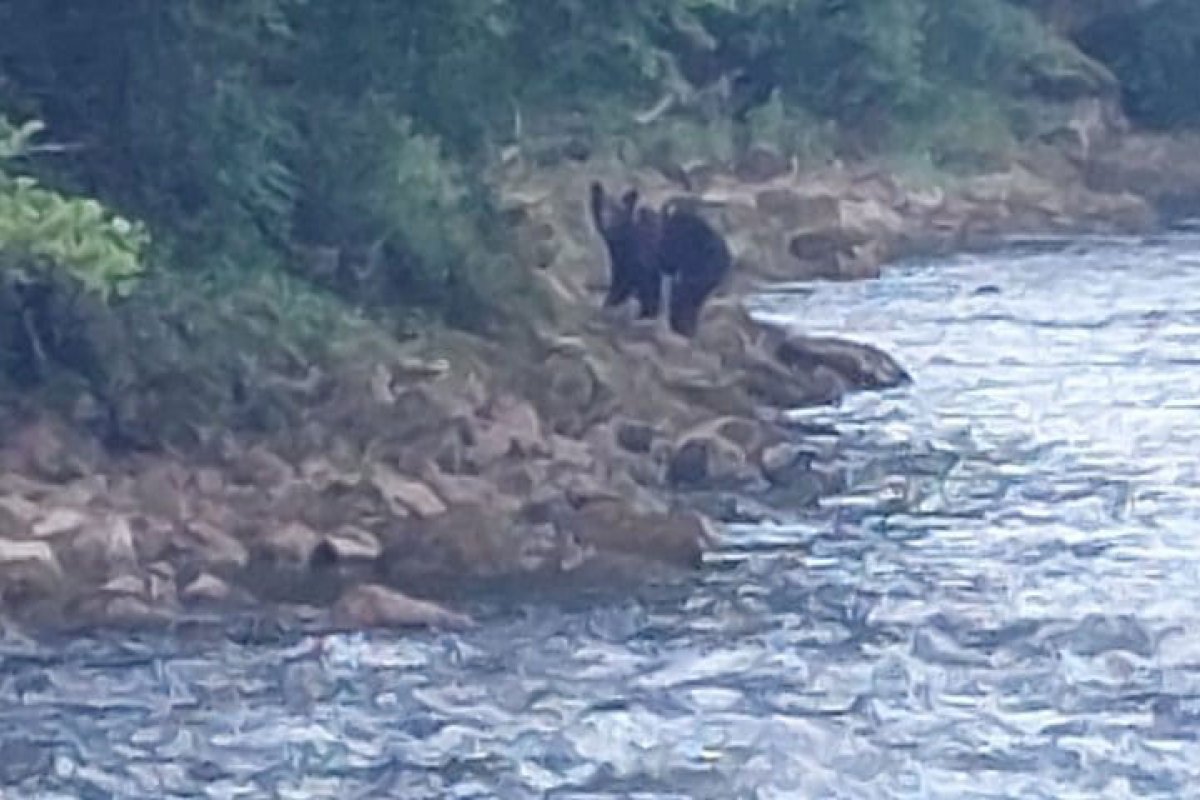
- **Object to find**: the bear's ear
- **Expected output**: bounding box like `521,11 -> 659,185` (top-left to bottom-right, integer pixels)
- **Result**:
621,189 -> 639,215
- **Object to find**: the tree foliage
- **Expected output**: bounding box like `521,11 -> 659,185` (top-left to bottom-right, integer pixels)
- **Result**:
1074,0 -> 1200,130
0,0 -> 1194,325
0,117 -> 148,299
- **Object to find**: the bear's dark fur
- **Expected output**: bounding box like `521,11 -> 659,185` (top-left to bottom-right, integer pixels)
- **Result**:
589,182 -> 663,319
589,181 -> 731,337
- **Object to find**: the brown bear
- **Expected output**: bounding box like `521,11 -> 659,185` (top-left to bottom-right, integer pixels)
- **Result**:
589,181 -> 731,337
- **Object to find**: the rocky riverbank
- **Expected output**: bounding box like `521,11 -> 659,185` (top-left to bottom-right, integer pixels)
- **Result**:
2,123 -> 1199,635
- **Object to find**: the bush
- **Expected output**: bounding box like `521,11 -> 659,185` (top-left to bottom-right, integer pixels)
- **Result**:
0,117 -> 148,299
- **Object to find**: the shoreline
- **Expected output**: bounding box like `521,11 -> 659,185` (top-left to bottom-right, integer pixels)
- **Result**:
3,129 -> 1200,636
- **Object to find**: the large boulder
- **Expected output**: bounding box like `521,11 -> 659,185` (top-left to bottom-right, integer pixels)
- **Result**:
775,335 -> 912,391
331,584 -> 474,630
565,500 -> 720,568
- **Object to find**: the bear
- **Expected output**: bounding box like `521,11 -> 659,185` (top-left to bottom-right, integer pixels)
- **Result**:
655,200 -> 732,337
588,181 -> 732,338
589,181 -> 662,319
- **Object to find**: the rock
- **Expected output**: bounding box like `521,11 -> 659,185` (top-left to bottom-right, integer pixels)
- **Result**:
681,416 -> 773,460
421,464 -> 521,516
182,520 -> 250,570
30,507 -> 89,539
549,434 -> 594,470
0,495 -> 38,537
229,445 -> 295,488
1085,134 -> 1200,212
759,442 -> 815,488
98,573 -> 146,598
181,572 -> 234,604
298,456 -> 360,491
776,335 -> 911,391
256,522 -> 321,566
615,420 -> 656,454
667,432 -> 752,490
491,460 -> 547,500
147,561 -> 177,605
331,584 -> 474,630
61,514 -> 138,579
369,466 -> 446,519
568,501 -> 719,568
383,505 -> 529,583
486,394 -> 546,457
127,514 -> 175,564
0,539 -> 63,597
539,352 -> 602,435
559,472 -> 622,508
193,467 -> 226,496
315,527 -> 382,564
755,189 -> 840,229
6,420 -> 92,483
667,439 -> 709,487
462,421 -> 513,471
95,595 -> 170,627
735,144 -> 790,183
132,464 -> 189,521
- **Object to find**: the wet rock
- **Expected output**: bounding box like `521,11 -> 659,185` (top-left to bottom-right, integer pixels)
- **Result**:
776,335 -> 911,391
667,432 -> 752,490
331,584 -> 474,630
95,594 -> 171,627
615,419 -> 656,454
667,439 -> 709,487
760,442 -> 815,488
369,466 -> 446,519
568,500 -> 720,567
0,539 -> 63,597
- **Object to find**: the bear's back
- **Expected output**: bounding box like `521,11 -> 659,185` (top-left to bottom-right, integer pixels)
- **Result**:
658,209 -> 731,283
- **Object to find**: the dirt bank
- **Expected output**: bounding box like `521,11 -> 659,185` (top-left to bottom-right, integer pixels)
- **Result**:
2,125 -> 1198,635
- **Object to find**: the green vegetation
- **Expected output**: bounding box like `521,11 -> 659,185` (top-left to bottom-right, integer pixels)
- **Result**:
0,0 -> 1197,411
1073,0 -> 1200,130
0,117 -> 148,299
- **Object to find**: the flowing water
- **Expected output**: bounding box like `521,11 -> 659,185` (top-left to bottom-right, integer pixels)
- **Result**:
4,232 -> 1200,798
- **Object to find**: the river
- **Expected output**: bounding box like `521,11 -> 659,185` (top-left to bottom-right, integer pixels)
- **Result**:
3,232 -> 1200,798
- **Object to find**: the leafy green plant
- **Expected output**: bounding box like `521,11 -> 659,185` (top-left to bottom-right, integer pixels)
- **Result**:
0,117 -> 149,299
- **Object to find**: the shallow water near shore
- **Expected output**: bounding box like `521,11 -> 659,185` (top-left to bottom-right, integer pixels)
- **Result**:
5,232 -> 1200,798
